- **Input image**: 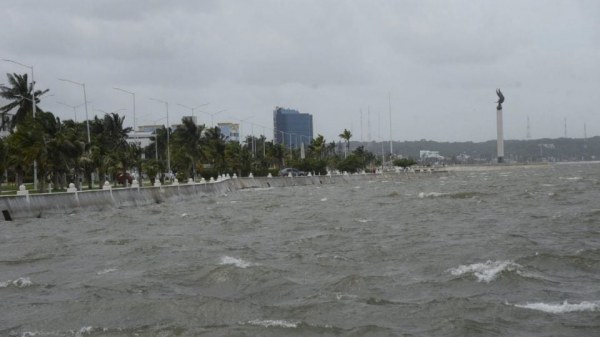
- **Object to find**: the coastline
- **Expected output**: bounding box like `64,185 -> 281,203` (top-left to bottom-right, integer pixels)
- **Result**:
1,173 -> 438,220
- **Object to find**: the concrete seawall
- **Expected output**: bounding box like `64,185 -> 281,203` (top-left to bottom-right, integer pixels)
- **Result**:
0,174 -> 379,220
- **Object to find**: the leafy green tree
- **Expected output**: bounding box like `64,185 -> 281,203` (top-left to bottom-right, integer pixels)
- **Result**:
393,158 -> 417,168
334,146 -> 376,173
336,154 -> 363,173
0,137 -> 9,190
7,114 -> 45,189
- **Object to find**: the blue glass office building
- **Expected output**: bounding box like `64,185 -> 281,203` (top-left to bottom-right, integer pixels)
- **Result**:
273,107 -> 313,148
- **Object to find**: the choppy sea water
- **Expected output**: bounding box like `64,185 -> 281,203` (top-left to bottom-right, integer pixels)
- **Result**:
1,163 -> 599,336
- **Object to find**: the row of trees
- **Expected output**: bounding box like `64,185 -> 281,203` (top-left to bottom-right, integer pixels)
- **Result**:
0,73 -> 382,192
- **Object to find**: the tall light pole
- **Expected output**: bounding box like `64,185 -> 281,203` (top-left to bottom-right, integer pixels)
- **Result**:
200,109 -> 226,127
150,97 -> 170,174
388,92 -> 393,159
177,102 -> 209,123
237,116 -> 255,156
59,78 -> 90,144
114,87 -> 144,183
151,117 -> 167,161
95,108 -> 126,115
236,115 -> 253,140
113,87 -> 137,139
57,101 -> 86,122
3,59 -> 38,190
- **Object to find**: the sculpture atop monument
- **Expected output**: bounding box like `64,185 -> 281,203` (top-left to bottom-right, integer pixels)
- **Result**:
496,89 -> 505,110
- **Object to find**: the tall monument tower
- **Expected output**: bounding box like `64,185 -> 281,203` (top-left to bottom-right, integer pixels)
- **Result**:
496,89 -> 505,163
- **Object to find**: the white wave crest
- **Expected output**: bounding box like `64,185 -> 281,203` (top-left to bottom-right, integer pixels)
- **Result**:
515,300 -> 599,313
96,268 -> 118,275
220,256 -> 254,268
334,292 -> 359,300
449,260 -> 519,282
0,277 -> 33,288
246,319 -> 298,328
75,326 -> 94,336
418,192 -> 445,198
240,187 -> 273,192
20,332 -> 39,337
560,177 -> 582,181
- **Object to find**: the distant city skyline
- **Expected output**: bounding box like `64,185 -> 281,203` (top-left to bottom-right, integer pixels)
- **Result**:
2,1 -> 599,143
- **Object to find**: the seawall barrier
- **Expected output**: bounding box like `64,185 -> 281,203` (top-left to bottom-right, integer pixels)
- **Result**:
0,174 -> 385,220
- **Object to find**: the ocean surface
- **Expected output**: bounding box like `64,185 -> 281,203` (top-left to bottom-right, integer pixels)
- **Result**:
1,163 -> 599,336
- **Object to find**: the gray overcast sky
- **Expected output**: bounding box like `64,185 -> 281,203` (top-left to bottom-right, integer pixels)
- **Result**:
2,0 -> 599,143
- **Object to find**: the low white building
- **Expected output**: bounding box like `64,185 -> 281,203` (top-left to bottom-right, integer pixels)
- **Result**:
420,150 -> 444,160
127,130 -> 155,149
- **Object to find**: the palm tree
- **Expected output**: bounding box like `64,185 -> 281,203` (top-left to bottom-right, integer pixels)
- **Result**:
45,117 -> 86,189
7,114 -> 44,188
309,134 -> 326,159
339,129 -> 352,158
0,73 -> 49,131
203,126 -> 227,173
83,113 -> 132,186
171,117 -> 204,180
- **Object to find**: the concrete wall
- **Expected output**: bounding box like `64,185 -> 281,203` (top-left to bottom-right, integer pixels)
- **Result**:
0,174 -> 378,220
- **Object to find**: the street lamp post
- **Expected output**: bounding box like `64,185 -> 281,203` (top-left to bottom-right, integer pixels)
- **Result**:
177,102 -> 209,122
151,117 -> 166,162
57,101 -> 86,122
200,109 -> 226,127
150,98 -> 170,175
114,87 -> 145,184
238,116 -> 254,156
58,78 -> 90,144
95,108 -> 126,115
3,59 -> 38,190
113,87 -> 136,139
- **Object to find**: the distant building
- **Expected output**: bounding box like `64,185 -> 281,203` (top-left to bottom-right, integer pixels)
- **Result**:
217,122 -> 240,142
420,150 -> 445,164
273,106 -> 313,148
131,116 -> 199,148
456,153 -> 471,163
127,127 -> 157,149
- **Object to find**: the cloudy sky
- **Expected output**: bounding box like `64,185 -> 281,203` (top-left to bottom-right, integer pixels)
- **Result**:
2,0 -> 599,143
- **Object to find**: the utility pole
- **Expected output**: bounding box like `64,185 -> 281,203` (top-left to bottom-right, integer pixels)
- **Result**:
388,92 -> 393,158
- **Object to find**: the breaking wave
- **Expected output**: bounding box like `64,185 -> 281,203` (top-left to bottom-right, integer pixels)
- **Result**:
219,256 -> 255,268
418,191 -> 489,199
448,260 -> 521,283
514,300 -> 599,313
96,268 -> 118,275
244,319 -> 299,328
0,277 -> 33,288
418,192 -> 445,198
